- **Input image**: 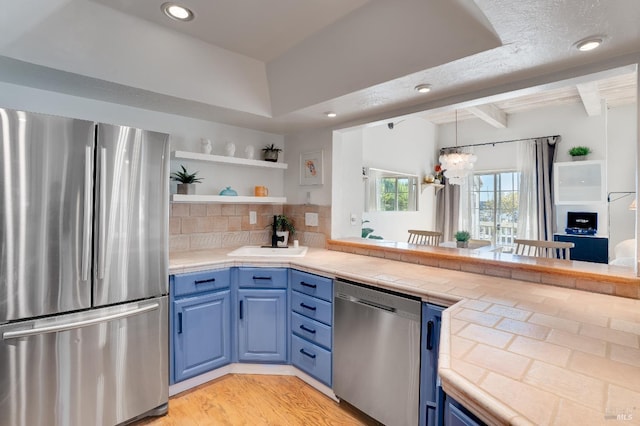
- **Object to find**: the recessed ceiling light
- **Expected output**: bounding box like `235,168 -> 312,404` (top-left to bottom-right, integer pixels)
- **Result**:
325,112 -> 337,118
162,3 -> 194,21
415,84 -> 432,93
575,37 -> 603,52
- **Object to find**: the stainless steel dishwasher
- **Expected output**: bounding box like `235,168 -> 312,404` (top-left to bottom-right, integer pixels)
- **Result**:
333,279 -> 421,426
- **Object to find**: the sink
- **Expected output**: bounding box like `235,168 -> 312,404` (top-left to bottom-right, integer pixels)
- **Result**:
227,245 -> 308,257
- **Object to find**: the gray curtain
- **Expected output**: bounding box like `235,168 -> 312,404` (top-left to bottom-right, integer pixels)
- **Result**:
534,136 -> 560,240
436,178 -> 460,241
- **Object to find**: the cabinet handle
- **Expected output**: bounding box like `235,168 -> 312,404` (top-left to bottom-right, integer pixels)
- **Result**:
426,320 -> 434,350
299,324 -> 316,334
194,277 -> 216,285
299,348 -> 316,359
178,312 -> 183,334
252,276 -> 272,281
239,300 -> 243,320
300,303 -> 316,311
300,281 -> 317,289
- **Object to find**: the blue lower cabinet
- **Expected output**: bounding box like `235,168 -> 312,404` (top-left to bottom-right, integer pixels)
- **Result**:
444,395 -> 485,426
173,290 -> 231,382
291,290 -> 332,325
291,334 -> 332,386
291,312 -> 332,350
420,303 -> 444,426
238,289 -> 287,363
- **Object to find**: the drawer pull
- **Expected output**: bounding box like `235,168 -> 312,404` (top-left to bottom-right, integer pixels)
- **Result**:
299,324 -> 316,334
299,348 -> 316,359
300,281 -> 317,289
239,301 -> 243,320
252,276 -> 272,281
194,277 -> 216,285
426,320 -> 434,350
177,312 -> 183,334
300,303 -> 316,311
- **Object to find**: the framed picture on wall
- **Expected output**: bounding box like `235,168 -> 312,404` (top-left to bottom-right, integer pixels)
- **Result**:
300,150 -> 324,185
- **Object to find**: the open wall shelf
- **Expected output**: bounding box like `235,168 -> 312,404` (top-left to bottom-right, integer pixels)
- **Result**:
172,150 -> 288,170
171,194 -> 287,204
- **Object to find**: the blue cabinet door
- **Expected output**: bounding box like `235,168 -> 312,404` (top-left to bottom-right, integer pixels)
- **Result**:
173,290 -> 231,382
420,303 -> 444,426
444,395 -> 485,426
238,289 -> 287,363
554,234 -> 608,263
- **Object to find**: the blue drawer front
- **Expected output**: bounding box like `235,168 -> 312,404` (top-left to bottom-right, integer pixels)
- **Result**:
291,270 -> 332,302
173,269 -> 230,297
238,268 -> 288,288
291,334 -> 332,386
291,312 -> 332,350
291,291 -> 332,325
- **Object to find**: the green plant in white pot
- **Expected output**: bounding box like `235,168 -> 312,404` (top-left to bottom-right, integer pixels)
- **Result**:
568,146 -> 591,161
171,165 -> 202,195
454,230 -> 471,248
271,214 -> 295,247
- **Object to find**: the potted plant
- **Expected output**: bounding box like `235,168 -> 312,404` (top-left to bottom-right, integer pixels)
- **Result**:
170,165 -> 202,195
568,146 -> 591,161
454,230 -> 471,248
262,144 -> 283,162
272,214 -> 295,247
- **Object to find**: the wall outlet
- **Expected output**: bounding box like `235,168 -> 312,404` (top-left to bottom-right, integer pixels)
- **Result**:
249,211 -> 257,225
305,212 -> 319,227
350,213 -> 358,225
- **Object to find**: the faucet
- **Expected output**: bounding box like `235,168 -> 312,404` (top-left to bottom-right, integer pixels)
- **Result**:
271,215 -> 285,248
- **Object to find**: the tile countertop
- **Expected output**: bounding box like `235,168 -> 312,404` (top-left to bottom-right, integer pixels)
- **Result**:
170,248 -> 640,426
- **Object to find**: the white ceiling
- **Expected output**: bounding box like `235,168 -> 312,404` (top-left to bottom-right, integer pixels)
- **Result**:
0,0 -> 638,134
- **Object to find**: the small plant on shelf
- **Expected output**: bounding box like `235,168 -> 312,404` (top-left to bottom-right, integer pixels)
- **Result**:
454,230 -> 471,248
568,146 -> 591,160
262,144 -> 283,162
170,165 -> 202,195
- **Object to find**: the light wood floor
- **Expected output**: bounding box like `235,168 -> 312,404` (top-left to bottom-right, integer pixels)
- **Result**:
133,374 -> 379,426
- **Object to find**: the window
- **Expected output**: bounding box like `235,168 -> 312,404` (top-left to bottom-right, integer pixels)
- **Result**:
365,168 -> 418,212
471,171 -> 520,247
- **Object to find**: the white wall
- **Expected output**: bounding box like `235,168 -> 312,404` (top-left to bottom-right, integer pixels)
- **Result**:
607,103 -> 637,255
0,81 -> 285,198
283,128 -> 333,206
331,129 -> 364,239
361,118 -> 438,241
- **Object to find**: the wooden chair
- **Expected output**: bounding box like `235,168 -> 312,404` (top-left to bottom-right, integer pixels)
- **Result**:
408,230 -> 442,246
513,238 -> 575,260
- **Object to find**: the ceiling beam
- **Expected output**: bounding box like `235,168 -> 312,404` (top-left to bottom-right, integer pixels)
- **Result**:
465,104 -> 507,128
576,82 -> 602,116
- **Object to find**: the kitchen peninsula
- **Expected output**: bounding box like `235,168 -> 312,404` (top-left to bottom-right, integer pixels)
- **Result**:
170,246 -> 640,425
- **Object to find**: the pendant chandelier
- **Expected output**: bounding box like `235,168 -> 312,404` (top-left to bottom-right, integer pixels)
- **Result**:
439,110 -> 477,185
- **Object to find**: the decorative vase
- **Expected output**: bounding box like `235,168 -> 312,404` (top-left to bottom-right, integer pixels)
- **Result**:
225,142 -> 236,157
456,240 -> 468,248
571,155 -> 588,161
245,145 -> 255,160
201,138 -> 212,154
177,183 -> 196,195
276,231 -> 289,247
264,150 -> 279,162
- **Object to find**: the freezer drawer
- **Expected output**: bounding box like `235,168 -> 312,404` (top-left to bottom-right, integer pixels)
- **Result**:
0,297 -> 169,426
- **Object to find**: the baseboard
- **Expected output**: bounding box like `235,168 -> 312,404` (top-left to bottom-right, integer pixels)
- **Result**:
169,363 -> 337,401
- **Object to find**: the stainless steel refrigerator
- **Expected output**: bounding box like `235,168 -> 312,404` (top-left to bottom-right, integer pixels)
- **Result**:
0,108 -> 170,426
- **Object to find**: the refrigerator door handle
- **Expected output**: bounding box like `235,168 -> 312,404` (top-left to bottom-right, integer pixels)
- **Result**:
98,147 -> 107,279
81,145 -> 93,281
2,303 -> 159,340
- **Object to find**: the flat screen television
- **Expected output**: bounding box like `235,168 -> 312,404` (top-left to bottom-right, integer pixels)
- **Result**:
566,211 -> 597,235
